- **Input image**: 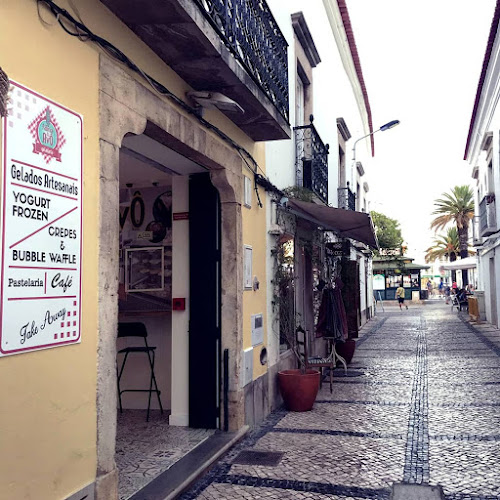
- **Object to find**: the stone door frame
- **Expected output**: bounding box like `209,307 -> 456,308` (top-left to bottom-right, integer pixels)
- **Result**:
96,56 -> 244,498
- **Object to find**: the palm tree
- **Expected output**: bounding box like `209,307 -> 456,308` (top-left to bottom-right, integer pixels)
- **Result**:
431,185 -> 474,286
425,227 -> 460,263
425,227 -> 460,282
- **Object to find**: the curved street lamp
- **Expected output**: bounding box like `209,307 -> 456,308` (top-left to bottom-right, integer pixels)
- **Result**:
352,119 -> 400,163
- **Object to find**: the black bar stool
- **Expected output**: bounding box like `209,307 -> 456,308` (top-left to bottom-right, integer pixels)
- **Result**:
117,322 -> 163,421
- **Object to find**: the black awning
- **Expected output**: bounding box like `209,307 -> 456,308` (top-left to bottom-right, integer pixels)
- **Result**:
285,199 -> 378,249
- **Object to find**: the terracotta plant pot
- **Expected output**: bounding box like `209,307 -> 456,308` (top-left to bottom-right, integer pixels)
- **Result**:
278,369 -> 320,412
335,339 -> 356,364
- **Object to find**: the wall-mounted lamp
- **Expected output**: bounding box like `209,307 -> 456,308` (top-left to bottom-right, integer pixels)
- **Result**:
253,276 -> 260,291
186,91 -> 244,114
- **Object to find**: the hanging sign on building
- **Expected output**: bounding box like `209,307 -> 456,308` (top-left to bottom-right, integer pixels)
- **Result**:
373,274 -> 386,290
326,240 -> 350,257
0,81 -> 83,356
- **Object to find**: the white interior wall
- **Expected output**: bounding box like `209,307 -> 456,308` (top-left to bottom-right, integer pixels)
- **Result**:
117,316 -> 171,410
117,156 -> 174,412
170,176 -> 190,426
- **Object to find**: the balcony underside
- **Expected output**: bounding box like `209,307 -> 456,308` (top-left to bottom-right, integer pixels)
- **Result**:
100,0 -> 290,141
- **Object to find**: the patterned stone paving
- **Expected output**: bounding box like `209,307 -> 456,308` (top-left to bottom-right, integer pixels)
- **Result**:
403,316 -> 429,485
274,402 -> 410,435
195,484 -> 369,499
180,303 -> 500,500
116,410 -> 215,500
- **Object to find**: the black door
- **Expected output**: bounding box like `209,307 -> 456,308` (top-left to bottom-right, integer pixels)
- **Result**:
342,259 -> 360,338
189,173 -> 221,429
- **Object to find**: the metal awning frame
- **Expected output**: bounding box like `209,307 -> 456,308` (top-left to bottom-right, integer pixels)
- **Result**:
279,199 -> 378,249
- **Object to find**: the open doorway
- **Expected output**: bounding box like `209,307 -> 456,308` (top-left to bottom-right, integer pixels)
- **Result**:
115,133 -> 218,499
96,58 -> 246,499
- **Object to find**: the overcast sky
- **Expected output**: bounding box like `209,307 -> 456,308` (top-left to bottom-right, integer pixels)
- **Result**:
344,0 -> 496,262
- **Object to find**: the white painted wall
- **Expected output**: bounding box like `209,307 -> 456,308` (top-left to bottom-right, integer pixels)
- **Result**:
465,28 -> 500,329
265,0 -> 372,202
264,1 -> 376,366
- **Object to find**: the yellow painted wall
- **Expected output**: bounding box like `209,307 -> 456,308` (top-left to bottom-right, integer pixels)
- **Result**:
241,143 -> 269,380
1,0 -> 269,497
0,2 -> 99,499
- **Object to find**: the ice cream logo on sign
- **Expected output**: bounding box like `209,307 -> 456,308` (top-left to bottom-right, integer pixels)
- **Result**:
28,106 -> 66,164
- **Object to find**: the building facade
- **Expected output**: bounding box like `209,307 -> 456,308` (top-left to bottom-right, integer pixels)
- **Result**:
0,0 -> 288,498
464,0 -> 500,327
259,0 -> 379,418
0,1 -> 387,498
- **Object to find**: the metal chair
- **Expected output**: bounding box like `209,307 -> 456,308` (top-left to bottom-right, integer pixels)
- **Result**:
117,322 -> 163,421
296,326 -> 338,393
451,292 -> 469,312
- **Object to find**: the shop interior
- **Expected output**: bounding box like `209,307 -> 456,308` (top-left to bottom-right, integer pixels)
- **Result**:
115,133 -> 215,500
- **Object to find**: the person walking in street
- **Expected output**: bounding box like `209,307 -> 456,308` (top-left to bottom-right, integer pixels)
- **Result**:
396,283 -> 408,310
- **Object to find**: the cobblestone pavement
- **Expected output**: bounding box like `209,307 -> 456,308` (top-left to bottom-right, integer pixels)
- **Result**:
180,303 -> 500,500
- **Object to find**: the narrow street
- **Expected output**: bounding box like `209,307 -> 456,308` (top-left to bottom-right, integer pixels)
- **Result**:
180,302 -> 500,500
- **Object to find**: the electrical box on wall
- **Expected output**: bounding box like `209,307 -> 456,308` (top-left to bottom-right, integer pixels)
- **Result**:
172,298 -> 185,310
251,313 -> 264,346
242,348 -> 253,387
243,175 -> 252,208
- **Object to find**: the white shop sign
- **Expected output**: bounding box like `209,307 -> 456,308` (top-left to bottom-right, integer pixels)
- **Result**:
373,274 -> 385,291
0,81 -> 83,356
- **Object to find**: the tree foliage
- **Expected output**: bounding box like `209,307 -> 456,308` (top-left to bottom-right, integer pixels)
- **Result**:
371,211 -> 404,252
430,185 -> 474,255
430,185 -> 475,285
425,227 -> 459,263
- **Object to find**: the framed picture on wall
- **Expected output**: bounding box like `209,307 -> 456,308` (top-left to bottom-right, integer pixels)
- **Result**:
125,246 -> 165,292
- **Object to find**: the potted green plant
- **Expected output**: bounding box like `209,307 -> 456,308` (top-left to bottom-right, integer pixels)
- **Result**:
277,326 -> 320,412
272,237 -> 320,412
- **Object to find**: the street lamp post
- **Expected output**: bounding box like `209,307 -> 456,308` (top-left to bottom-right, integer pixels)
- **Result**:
351,120 -> 400,164
349,120 -> 400,320
349,120 -> 400,207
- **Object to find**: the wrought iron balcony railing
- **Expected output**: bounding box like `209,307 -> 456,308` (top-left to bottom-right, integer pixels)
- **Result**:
294,119 -> 329,204
472,216 -> 482,246
479,194 -> 497,237
193,0 -> 289,121
338,184 -> 356,211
